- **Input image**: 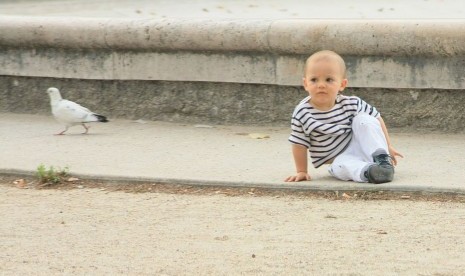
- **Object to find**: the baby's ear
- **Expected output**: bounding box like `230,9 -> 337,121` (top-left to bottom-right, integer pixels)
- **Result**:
340,78 -> 348,91
302,77 -> 310,90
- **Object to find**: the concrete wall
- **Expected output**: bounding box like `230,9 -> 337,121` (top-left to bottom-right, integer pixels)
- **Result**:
2,76 -> 464,132
1,17 -> 465,131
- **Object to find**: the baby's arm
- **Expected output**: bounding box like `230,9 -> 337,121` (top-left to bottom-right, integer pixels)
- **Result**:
378,116 -> 404,165
285,144 -> 311,182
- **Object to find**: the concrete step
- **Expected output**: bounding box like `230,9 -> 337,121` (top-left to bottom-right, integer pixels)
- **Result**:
1,2 -> 465,131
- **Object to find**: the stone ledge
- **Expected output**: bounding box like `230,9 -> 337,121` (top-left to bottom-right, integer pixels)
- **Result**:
1,17 -> 465,89
1,16 -> 465,56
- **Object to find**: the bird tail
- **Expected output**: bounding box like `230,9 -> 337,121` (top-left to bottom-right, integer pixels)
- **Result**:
94,114 -> 109,123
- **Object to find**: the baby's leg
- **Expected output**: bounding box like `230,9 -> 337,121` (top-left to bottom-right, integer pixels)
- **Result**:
351,113 -> 388,160
329,113 -> 390,183
329,150 -> 371,182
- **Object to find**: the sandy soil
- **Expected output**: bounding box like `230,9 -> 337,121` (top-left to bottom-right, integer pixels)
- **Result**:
1,178 -> 465,275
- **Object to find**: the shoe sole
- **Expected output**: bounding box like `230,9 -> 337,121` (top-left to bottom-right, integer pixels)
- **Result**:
367,165 -> 394,184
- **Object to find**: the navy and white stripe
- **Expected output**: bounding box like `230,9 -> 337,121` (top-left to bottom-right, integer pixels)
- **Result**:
289,95 -> 380,168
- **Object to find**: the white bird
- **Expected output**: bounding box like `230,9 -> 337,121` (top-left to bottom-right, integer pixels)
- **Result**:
46,87 -> 109,135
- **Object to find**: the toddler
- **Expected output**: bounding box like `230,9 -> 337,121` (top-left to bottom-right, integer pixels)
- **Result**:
285,50 -> 403,183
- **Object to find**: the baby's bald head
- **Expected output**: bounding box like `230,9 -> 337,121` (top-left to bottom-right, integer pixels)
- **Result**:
304,50 -> 347,78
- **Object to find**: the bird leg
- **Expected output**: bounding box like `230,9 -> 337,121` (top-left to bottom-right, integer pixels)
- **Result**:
81,123 -> 90,134
55,126 -> 68,135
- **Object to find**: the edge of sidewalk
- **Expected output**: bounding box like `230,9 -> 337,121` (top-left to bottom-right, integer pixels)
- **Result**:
2,168 -> 464,195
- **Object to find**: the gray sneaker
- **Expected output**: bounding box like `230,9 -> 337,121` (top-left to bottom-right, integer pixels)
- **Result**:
365,153 -> 394,184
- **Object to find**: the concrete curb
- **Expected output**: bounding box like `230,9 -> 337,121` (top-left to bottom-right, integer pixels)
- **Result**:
2,169 -> 464,195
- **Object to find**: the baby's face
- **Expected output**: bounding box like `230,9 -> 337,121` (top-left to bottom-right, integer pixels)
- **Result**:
303,58 -> 347,111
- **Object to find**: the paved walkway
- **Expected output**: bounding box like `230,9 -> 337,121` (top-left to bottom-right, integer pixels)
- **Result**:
1,113 -> 464,193
1,0 -> 464,19
1,1 -> 465,193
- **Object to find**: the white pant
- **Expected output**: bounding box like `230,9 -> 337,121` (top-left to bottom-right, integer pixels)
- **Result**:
328,113 -> 388,182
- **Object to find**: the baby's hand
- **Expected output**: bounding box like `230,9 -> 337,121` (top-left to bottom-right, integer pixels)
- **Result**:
388,145 -> 404,166
285,172 -> 311,182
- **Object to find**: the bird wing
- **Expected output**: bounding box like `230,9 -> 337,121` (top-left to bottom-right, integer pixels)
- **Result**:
52,99 -> 96,124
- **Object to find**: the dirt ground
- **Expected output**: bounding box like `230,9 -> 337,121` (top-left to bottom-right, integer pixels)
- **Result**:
1,175 -> 465,275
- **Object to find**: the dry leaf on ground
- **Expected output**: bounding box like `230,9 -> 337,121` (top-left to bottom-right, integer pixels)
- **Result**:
342,193 -> 352,199
248,133 -> 270,139
194,124 -> 214,128
14,179 -> 26,189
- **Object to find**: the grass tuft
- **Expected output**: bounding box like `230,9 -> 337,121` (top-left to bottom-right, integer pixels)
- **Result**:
36,164 -> 69,186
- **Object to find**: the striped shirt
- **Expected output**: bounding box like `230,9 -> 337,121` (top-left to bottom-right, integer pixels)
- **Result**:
288,95 -> 380,168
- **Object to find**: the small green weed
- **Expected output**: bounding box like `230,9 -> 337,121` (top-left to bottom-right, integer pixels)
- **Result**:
36,164 -> 69,185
